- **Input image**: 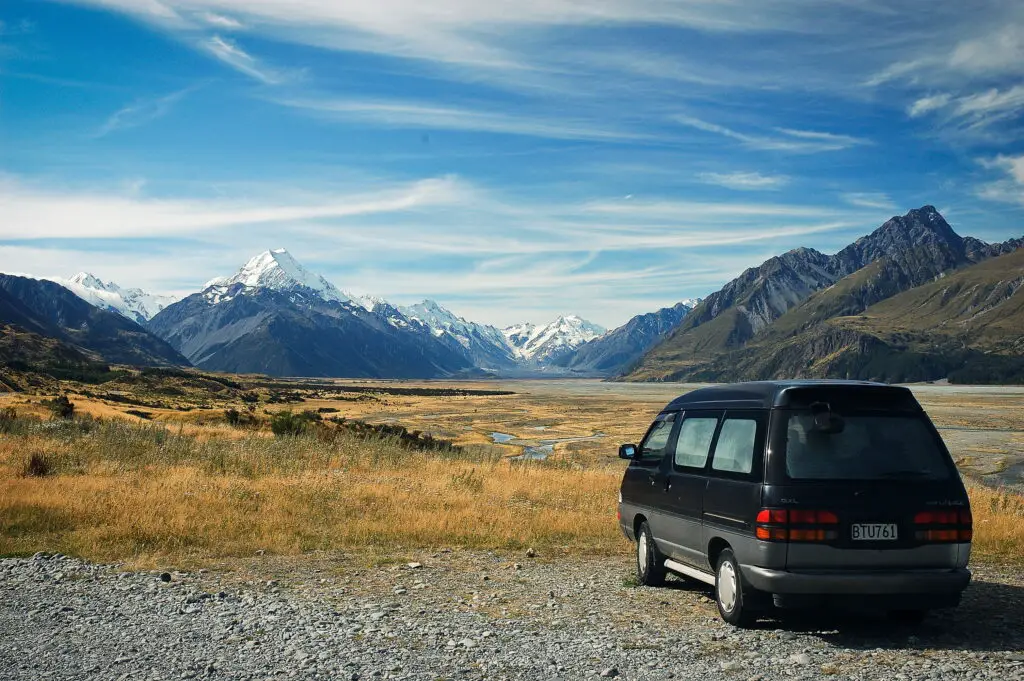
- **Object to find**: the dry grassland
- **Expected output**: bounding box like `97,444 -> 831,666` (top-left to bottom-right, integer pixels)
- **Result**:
0,380 -> 1022,567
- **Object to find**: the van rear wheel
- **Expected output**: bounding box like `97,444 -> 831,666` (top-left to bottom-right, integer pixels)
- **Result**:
715,548 -> 756,627
635,521 -> 666,587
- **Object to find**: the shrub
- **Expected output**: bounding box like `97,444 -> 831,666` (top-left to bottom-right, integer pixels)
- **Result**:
22,452 -> 51,477
0,406 -> 17,433
225,408 -> 242,426
269,410 -> 319,437
44,395 -> 75,420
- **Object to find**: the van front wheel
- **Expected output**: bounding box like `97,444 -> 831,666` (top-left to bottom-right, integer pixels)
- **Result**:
635,521 -> 666,587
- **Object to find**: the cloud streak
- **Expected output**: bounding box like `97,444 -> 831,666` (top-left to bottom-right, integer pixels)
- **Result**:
276,97 -> 651,142
698,171 -> 789,190
93,87 -> 194,138
674,115 -> 869,153
203,35 -> 286,83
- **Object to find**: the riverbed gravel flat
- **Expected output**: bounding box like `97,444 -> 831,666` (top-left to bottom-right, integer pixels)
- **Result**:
2,551 -> 1023,681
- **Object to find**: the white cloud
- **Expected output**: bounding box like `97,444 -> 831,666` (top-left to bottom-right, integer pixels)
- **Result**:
840,192 -> 895,210
698,171 -> 789,191
200,12 -> 242,29
276,97 -> 650,142
977,154 -> 1024,206
674,116 -> 869,153
0,175 -> 468,238
203,35 -> 285,83
907,93 -> 951,117
94,87 -> 193,137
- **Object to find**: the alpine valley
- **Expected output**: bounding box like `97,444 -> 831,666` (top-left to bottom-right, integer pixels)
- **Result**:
3,206 -> 1022,383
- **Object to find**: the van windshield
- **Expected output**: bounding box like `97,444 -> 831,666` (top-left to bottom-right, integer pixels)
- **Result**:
782,412 -> 951,481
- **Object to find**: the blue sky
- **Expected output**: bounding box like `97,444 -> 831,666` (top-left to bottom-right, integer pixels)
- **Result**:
1,0 -> 1023,328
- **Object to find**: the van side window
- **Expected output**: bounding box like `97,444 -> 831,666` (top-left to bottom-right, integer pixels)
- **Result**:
711,418 -> 758,474
639,413 -> 676,462
674,417 -> 718,469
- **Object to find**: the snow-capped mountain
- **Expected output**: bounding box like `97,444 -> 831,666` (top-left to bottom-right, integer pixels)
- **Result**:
204,249 -> 352,305
503,315 -> 606,364
400,300 -> 517,369
149,252 -> 474,378
49,272 -> 179,325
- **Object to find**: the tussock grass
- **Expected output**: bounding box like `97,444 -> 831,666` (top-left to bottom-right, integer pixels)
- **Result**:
0,415 -> 623,564
1,413 -> 1022,567
966,482 -> 1024,564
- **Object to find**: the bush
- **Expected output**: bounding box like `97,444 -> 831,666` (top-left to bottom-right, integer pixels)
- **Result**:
269,410 -> 319,437
44,395 -> 75,420
22,452 -> 51,477
0,406 -> 17,433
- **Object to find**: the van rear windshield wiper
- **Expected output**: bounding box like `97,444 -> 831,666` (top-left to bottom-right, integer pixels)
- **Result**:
877,469 -> 935,478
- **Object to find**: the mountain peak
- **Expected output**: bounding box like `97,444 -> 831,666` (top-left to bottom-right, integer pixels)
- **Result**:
211,249 -> 351,304
69,272 -> 112,290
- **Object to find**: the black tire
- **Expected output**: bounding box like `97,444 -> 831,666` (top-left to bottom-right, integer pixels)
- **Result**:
715,548 -> 757,627
635,521 -> 666,587
888,609 -> 928,626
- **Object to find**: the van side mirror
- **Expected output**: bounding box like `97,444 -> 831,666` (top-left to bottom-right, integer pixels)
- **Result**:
619,444 -> 637,459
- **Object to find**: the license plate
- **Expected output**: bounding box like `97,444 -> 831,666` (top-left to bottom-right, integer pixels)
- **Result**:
852,523 -> 898,541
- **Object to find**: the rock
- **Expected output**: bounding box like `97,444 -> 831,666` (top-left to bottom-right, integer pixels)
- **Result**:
790,653 -> 811,665
526,548 -> 537,558
513,563 -> 522,570
459,638 -> 476,649
600,667 -> 619,677
406,562 -> 423,569
159,572 -> 172,583
255,550 -> 266,556
393,588 -> 407,595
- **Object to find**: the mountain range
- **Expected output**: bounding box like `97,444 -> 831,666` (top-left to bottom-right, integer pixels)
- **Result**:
4,205 -> 1021,383
626,206 -> 1024,384
0,274 -> 188,370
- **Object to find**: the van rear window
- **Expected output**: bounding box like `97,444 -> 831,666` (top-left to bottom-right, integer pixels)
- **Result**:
782,412 -> 951,481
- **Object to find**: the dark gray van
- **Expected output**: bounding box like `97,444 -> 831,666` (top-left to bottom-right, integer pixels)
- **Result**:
617,380 -> 972,627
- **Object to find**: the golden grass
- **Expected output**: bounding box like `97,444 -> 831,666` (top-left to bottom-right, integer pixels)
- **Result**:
0,416 -> 624,565
0,402 -> 1022,568
965,481 -> 1024,564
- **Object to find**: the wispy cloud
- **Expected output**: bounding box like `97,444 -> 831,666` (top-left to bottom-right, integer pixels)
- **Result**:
200,12 -> 243,30
841,192 -> 896,210
673,115 -> 869,153
698,171 -> 789,191
276,97 -> 651,142
908,85 -> 1024,130
977,154 -> 1024,206
0,175 -> 468,238
93,87 -> 194,138
203,35 -> 286,84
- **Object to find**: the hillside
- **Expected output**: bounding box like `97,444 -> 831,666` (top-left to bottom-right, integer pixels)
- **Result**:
665,247 -> 1024,384
627,206 -> 1021,381
0,275 -> 189,368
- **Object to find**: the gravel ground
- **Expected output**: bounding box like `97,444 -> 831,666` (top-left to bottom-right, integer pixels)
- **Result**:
2,551 -> 1023,681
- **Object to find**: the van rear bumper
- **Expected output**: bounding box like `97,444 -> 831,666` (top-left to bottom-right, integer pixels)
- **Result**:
741,565 -> 971,596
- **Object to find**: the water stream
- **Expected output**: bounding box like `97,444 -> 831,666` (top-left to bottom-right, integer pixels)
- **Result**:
489,431 -> 605,460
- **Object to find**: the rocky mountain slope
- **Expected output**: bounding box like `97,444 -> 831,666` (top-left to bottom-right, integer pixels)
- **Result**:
400,300 -> 518,370
49,273 -> 178,324
674,247 -> 1024,384
627,206 -> 1023,381
557,301 -> 697,375
0,275 -> 189,368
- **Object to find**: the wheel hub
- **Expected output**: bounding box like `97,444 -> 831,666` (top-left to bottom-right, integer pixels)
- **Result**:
717,561 -> 737,612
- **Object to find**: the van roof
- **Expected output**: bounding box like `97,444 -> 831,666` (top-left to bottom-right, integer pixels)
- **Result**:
663,380 -> 921,411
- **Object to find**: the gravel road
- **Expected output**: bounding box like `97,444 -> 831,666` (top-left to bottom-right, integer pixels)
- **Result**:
2,551 -> 1023,680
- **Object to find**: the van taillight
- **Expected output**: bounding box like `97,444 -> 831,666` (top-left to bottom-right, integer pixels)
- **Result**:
755,508 -> 838,542
914,508 -> 972,542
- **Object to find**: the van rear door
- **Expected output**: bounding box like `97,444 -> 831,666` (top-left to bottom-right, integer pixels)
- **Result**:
764,409 -> 970,571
